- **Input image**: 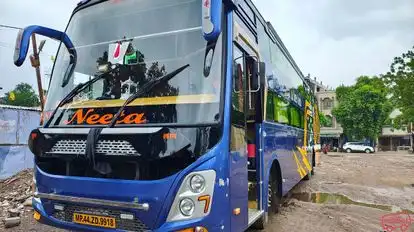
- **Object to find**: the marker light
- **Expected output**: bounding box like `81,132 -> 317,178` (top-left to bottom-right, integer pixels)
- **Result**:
34,211 -> 41,221
190,174 -> 205,193
179,198 -> 195,217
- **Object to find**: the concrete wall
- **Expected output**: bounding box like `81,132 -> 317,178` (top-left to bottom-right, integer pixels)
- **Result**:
0,105 -> 40,179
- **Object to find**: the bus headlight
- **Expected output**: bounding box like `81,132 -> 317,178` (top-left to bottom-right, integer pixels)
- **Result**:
190,174 -> 205,193
179,198 -> 195,216
167,170 -> 216,222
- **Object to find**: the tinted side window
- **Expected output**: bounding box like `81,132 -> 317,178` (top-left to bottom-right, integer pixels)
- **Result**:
258,23 -> 272,65
266,90 -> 274,121
273,94 -> 289,124
232,46 -> 245,127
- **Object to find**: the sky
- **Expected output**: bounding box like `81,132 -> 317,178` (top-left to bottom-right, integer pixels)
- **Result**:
0,0 -> 413,94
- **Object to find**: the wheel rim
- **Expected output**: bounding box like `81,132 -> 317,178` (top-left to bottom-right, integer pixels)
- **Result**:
268,183 -> 272,208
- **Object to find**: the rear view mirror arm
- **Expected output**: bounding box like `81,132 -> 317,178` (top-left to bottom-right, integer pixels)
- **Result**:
14,25 -> 77,67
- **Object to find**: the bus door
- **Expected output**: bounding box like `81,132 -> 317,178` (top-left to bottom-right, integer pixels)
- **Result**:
229,44 -> 249,231
230,41 -> 264,231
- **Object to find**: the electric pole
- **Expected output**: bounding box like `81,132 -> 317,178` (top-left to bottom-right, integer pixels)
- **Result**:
29,35 -> 46,111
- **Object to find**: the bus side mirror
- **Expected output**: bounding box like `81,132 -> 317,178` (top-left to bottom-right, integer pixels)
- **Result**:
14,25 -> 77,66
202,0 -> 222,41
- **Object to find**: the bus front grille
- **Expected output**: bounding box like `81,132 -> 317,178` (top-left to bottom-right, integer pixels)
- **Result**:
53,204 -> 150,231
48,139 -> 139,156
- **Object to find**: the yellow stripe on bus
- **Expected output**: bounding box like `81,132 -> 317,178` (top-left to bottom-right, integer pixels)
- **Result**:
65,94 -> 218,109
292,151 -> 307,178
297,146 -> 312,172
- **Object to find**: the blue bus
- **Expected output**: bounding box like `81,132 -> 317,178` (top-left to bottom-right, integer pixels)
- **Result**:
14,0 -> 320,231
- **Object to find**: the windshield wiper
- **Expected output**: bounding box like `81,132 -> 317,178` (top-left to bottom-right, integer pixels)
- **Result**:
44,66 -> 120,128
107,64 -> 190,128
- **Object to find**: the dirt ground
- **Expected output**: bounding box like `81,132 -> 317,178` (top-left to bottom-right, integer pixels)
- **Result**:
262,151 -> 414,232
1,151 -> 414,232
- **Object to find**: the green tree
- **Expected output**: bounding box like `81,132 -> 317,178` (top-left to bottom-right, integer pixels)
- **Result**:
332,76 -> 392,140
382,46 -> 414,128
3,83 -> 40,107
319,111 -> 328,127
335,85 -> 352,102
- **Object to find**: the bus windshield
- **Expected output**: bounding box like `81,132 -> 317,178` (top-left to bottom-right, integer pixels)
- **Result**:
45,0 -> 223,127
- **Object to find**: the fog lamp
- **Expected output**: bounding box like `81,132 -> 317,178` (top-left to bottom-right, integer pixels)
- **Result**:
179,198 -> 195,216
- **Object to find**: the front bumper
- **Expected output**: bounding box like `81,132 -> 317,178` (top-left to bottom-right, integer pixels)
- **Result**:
32,143 -> 230,231
32,197 -> 223,232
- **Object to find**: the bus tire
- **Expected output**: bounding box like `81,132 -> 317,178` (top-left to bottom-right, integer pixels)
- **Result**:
303,152 -> 314,180
268,171 -> 281,214
311,151 -> 315,175
251,169 -> 281,230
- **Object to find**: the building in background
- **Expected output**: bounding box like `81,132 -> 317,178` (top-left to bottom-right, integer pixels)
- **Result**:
305,75 -> 344,150
378,109 -> 413,151
306,75 -> 413,152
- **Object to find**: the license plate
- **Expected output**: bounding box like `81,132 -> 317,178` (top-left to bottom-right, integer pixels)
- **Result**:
73,213 -> 116,228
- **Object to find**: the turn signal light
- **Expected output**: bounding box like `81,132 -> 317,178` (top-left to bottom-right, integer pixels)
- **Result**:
28,129 -> 45,156
197,195 -> 211,213
177,226 -> 208,232
163,133 -> 177,140
34,211 -> 41,221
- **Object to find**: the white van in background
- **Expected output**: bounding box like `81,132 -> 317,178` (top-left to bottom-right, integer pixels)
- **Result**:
342,142 -> 375,153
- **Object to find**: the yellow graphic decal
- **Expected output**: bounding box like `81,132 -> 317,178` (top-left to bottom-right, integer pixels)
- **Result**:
297,146 -> 312,172
292,151 -> 307,178
66,94 -> 218,109
292,100 -> 312,178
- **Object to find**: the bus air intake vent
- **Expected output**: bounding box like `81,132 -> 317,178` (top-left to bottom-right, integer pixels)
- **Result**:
49,139 -> 139,156
53,204 -> 150,231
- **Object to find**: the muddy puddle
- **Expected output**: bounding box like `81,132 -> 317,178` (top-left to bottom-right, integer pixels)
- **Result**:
291,192 -> 413,213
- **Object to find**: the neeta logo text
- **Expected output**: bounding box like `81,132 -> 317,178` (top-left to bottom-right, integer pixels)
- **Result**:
64,109 -> 146,125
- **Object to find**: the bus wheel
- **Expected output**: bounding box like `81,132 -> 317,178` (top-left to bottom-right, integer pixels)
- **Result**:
251,174 -> 280,230
303,173 -> 310,180
303,154 -> 314,181
311,152 -> 315,175
268,174 -> 281,214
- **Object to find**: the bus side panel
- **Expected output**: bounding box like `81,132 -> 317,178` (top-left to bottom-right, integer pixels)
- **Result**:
261,122 -> 304,201
229,126 -> 248,231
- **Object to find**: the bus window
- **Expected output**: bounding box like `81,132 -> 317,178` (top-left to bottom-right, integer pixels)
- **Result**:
273,94 -> 289,124
289,106 -> 302,128
232,46 -> 246,126
266,90 -> 275,121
